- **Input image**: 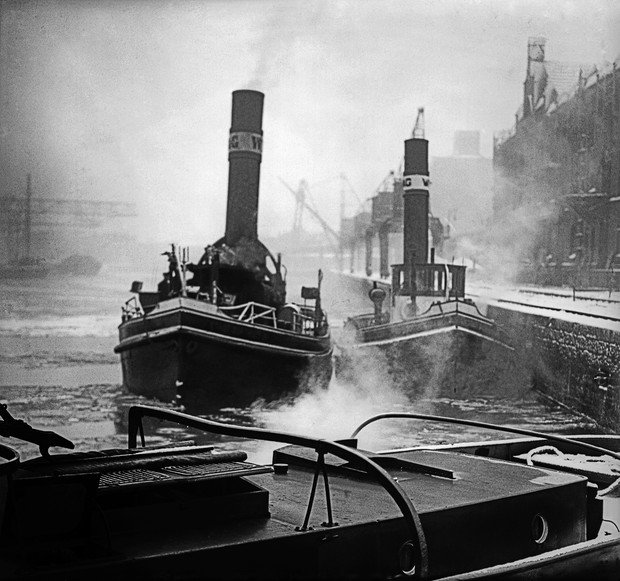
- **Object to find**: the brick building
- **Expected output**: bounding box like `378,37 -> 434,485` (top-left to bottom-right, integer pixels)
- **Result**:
493,37 -> 620,288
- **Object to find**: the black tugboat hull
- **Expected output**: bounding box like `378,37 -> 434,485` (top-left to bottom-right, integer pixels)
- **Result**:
336,307 -> 521,397
115,299 -> 333,407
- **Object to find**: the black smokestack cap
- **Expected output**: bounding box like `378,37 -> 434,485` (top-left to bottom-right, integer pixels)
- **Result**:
225,90 -> 264,246
402,137 -> 430,269
404,139 -> 429,176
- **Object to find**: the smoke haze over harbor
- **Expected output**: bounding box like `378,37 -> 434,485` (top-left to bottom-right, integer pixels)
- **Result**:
1,0 -> 618,250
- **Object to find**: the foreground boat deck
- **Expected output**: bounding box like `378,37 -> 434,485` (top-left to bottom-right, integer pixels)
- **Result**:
2,404 -> 618,580
3,440 -> 592,580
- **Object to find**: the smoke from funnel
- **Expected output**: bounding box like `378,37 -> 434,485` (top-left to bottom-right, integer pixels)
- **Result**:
225,90 -> 264,246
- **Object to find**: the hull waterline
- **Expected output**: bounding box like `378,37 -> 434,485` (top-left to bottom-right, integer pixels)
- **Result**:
337,301 -> 520,397
116,298 -> 333,407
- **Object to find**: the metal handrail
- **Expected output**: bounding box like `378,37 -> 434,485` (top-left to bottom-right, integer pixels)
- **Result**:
121,296 -> 142,320
219,301 -> 324,335
220,302 -> 278,326
127,405 -> 429,579
350,412 -> 620,497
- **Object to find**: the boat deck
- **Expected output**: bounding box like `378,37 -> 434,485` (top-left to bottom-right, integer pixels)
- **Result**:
2,442 -> 595,580
271,445 -> 587,517
1,432 -> 613,581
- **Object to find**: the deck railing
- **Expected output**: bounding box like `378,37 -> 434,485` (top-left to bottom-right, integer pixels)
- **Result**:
220,301 -> 279,327
123,292 -> 327,336
219,301 -> 325,335
121,296 -> 143,322
351,412 -> 620,497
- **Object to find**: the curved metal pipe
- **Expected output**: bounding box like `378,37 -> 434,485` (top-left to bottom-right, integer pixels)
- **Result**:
350,412 -> 620,496
127,404 -> 429,579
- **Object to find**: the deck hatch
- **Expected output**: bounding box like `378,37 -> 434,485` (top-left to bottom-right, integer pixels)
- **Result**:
100,468 -> 170,487
98,460 -> 272,489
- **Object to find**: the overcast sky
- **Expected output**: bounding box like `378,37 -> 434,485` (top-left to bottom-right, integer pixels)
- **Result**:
1,0 -> 618,244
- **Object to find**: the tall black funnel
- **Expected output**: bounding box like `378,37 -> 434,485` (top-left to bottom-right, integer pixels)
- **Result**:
225,90 -> 264,247
402,138 -> 429,269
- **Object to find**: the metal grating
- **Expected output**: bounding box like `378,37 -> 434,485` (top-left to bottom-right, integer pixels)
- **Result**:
99,469 -> 171,487
97,461 -> 272,489
161,461 -> 257,477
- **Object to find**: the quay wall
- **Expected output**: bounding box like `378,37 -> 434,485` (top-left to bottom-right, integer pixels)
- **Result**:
487,305 -> 620,431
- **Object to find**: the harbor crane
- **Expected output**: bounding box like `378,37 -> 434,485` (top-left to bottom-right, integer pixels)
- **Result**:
412,107 -> 425,139
279,178 -> 341,255
0,174 -> 137,263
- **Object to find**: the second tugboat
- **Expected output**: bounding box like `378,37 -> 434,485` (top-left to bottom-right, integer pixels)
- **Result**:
337,125 -> 516,396
115,90 -> 332,408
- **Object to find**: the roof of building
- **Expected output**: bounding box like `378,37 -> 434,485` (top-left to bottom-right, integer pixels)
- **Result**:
495,45 -> 620,145
519,56 -> 617,122
544,60 -> 586,103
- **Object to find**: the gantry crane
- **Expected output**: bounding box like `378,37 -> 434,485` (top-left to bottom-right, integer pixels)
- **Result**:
0,174 -> 137,262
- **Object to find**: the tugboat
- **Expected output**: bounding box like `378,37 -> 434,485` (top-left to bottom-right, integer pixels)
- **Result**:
336,130 -> 516,396
0,402 -> 618,580
115,90 -> 332,408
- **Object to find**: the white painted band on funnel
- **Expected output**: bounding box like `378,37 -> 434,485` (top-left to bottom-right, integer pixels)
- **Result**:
229,131 -> 263,154
403,174 -> 430,191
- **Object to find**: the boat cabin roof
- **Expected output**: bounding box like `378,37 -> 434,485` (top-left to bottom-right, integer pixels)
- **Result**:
273,444 -> 586,512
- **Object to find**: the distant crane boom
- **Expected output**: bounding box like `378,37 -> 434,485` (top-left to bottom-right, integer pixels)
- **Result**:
0,196 -> 137,227
279,178 -> 341,252
412,107 -> 425,139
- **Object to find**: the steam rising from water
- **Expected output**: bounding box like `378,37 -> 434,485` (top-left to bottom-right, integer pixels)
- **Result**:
251,372 -> 410,444
248,333 -> 476,453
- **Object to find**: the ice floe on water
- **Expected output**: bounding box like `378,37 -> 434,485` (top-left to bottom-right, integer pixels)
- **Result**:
0,314 -> 118,337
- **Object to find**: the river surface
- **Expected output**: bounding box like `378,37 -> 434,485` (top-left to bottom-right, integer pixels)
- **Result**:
0,259 -> 604,464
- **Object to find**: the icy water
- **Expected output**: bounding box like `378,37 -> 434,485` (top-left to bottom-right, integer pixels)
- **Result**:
0,261 -> 604,463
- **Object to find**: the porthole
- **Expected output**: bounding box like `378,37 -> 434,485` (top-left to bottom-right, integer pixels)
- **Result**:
398,540 -> 417,576
531,513 -> 549,544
